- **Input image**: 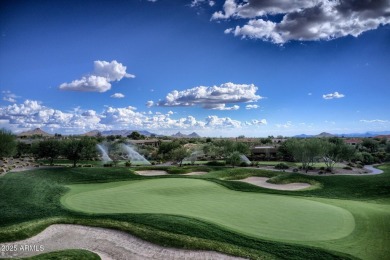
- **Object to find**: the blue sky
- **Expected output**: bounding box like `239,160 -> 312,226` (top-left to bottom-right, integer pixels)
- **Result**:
1,0 -> 389,137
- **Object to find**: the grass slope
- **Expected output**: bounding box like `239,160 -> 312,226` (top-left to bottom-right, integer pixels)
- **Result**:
1,165 -> 389,259
7,249 -> 100,260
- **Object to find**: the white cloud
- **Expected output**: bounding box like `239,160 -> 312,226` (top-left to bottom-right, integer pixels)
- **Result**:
2,91 -> 20,103
322,91 -> 345,100
111,93 -> 125,98
146,100 -> 154,108
207,104 -> 240,110
205,115 -> 242,128
360,119 -> 389,123
0,99 -> 257,134
191,0 -> 215,7
156,82 -> 262,110
276,121 -> 293,128
59,60 -> 134,93
245,104 -> 259,110
252,119 -> 267,125
0,100 -> 106,132
212,0 -> 390,44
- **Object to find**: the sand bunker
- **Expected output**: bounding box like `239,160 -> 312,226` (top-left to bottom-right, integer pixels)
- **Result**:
183,171 -> 208,175
134,170 -> 168,176
0,224 -> 243,260
238,177 -> 311,191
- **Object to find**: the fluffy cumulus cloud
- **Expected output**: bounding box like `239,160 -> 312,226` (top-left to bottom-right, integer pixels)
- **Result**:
0,99 -> 262,134
205,115 -> 242,128
146,100 -> 154,108
212,0 -> 390,44
322,91 -> 345,99
0,100 -> 105,132
156,82 -> 262,110
111,93 -> 125,98
59,60 -> 135,92
2,91 -> 20,103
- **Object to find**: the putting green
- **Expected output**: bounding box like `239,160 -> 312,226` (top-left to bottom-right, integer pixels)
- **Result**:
62,178 -> 355,242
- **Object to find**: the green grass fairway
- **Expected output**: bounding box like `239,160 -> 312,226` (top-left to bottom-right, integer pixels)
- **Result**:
62,178 -> 355,242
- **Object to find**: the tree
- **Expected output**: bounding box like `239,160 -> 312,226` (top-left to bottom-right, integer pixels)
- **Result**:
286,138 -> 325,172
127,131 -> 145,140
62,139 -> 83,167
80,137 -> 97,160
16,142 -> 31,157
0,129 -> 16,157
361,138 -> 379,153
171,147 -> 190,167
277,141 -> 294,161
227,151 -> 241,168
158,141 -> 181,160
62,138 -> 96,167
322,137 -> 356,172
202,143 -> 220,160
108,142 -> 123,167
36,140 -> 62,165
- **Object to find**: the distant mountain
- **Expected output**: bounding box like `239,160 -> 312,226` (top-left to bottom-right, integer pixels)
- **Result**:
315,132 -> 336,137
18,128 -> 52,137
187,132 -> 201,138
172,131 -> 201,138
82,130 -> 101,137
294,131 -> 390,138
338,131 -> 390,138
99,130 -> 158,137
293,134 -> 314,138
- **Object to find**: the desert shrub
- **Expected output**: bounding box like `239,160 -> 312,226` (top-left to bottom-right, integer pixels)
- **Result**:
274,163 -> 289,170
125,161 -> 132,167
206,161 -> 226,166
240,162 -> 249,167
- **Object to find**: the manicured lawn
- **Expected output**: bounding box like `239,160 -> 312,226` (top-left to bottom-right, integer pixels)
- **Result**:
62,178 -> 355,242
1,165 -> 389,259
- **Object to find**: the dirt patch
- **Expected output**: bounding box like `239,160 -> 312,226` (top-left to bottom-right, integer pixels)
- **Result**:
0,224 -> 244,260
134,170 -> 168,176
183,171 -> 208,175
238,177 -> 311,191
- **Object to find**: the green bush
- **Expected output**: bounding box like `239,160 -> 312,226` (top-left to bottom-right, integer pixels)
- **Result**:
240,162 -> 249,167
206,161 -> 226,166
274,163 -> 289,170
125,161 -> 132,167
343,166 -> 353,170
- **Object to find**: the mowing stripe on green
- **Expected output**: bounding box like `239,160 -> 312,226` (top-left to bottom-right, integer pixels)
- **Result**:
61,178 -> 355,242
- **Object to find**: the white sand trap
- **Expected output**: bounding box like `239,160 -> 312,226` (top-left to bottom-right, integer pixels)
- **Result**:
238,177 -> 311,191
183,171 -> 208,175
0,224 -> 244,260
135,170 -> 168,176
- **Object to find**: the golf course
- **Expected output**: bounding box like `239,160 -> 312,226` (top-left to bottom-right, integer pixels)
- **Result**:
0,165 -> 389,259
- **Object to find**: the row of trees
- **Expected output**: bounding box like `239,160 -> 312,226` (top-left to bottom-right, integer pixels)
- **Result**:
0,129 -> 98,167
280,137 -> 356,172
